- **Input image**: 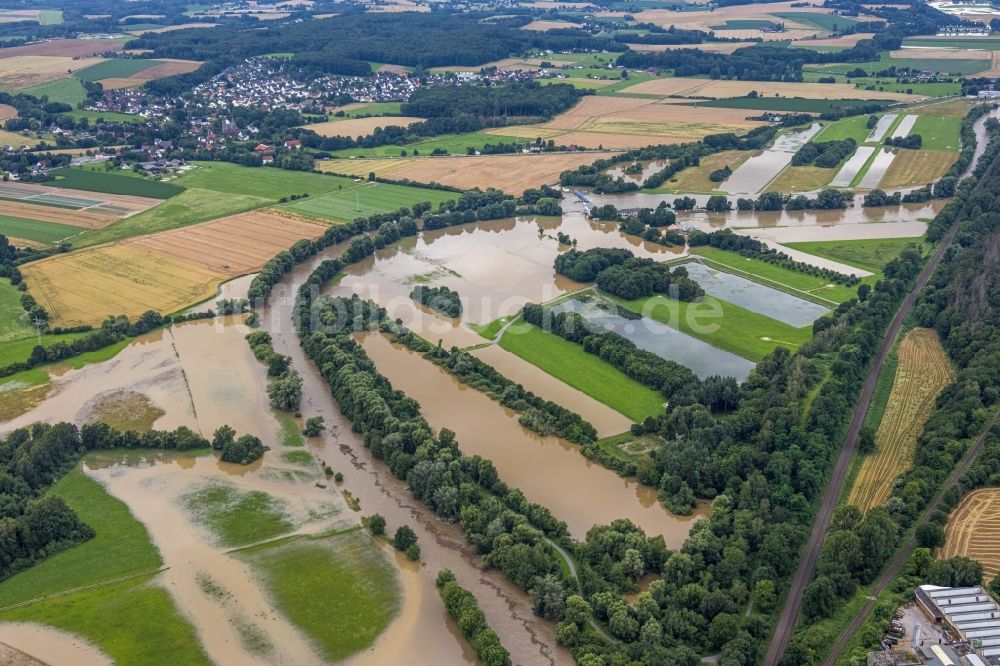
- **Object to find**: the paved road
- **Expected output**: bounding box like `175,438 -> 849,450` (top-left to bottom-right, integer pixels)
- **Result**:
765,120 -> 1000,666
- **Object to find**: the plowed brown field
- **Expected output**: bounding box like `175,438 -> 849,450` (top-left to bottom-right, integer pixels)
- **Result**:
942,488 -> 1000,583
0,38 -> 124,59
849,327 -> 954,512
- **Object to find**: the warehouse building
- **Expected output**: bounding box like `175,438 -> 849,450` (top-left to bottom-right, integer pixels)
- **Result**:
917,585 -> 1000,664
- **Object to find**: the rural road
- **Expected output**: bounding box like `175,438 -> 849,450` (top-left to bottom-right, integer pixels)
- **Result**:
763,184 -> 981,664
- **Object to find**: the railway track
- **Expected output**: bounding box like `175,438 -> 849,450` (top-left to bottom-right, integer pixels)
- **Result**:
764,131 -> 1000,666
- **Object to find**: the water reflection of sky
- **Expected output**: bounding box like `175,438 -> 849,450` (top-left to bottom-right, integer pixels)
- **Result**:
683,262 -> 828,328
553,299 -> 756,382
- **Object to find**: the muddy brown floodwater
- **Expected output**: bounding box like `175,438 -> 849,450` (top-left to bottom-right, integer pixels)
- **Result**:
358,332 -> 707,544
0,623 -> 112,666
2,317 -> 476,666
262,242 -> 574,666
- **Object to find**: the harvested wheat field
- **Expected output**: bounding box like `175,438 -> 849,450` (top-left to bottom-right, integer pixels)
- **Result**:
628,2 -> 849,30
849,327 -> 954,512
122,209 -> 327,273
0,38 -> 124,59
802,33 -> 878,47
695,79 -> 919,100
879,149 -> 958,189
521,20 -> 580,30
626,42 -> 755,54
0,129 -> 37,148
942,489 -> 1000,583
0,55 -> 103,90
321,152 -> 606,193
306,116 -> 423,137
0,104 -> 17,121
96,78 -> 144,90
126,22 -> 217,34
22,244 -> 226,327
0,200 -> 118,229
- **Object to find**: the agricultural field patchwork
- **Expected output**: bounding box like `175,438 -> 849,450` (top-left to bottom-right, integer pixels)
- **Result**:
879,149 -> 958,189
22,244 -> 227,327
942,488 -> 1000,583
284,181 -> 457,222
848,327 -> 954,512
0,55 -> 103,91
123,210 -> 327,274
320,152 -> 606,193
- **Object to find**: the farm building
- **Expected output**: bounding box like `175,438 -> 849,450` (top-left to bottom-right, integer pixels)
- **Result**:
915,585 -> 1000,664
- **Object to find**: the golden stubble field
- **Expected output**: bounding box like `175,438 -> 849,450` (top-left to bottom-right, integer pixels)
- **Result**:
123,210 -> 326,274
23,210 -> 328,326
942,488 -> 1000,583
320,152 -> 608,193
23,244 -> 226,327
849,327 -> 955,512
498,95 -> 766,149
880,149 -> 958,189
306,116 -> 423,137
621,77 -> 922,101
0,55 -> 103,90
0,201 -> 117,229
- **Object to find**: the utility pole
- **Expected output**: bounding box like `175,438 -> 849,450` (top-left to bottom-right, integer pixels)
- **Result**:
32,317 -> 45,346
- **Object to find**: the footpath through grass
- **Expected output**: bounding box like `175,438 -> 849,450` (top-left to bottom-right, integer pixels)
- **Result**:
0,213 -> 81,244
285,181 -> 456,222
497,323 -> 664,422
235,529 -> 400,662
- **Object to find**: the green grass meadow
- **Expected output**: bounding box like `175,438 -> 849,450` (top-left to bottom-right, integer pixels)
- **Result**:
328,131 -> 527,157
815,114 -> 874,143
73,188 -> 271,247
20,78 -> 88,106
691,247 -> 861,303
605,291 -> 813,362
285,181 -> 456,222
74,59 -> 164,82
47,167 -> 184,199
235,530 -> 400,662
0,213 -> 81,244
784,237 -> 925,275
912,115 -> 963,151
497,322 -> 665,422
176,161 -> 355,198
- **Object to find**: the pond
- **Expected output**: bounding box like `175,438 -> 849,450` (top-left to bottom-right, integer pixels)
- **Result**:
683,261 -> 829,328
552,298 -> 757,381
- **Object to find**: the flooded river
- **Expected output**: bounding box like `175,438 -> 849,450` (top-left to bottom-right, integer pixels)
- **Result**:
358,332 -> 705,543
721,123 -> 822,194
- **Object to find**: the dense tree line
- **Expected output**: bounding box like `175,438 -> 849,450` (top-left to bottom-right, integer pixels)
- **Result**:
409,285 -> 462,318
133,12 -> 621,93
884,134 -> 922,149
245,330 -> 302,412
436,570 -> 513,666
595,259 -> 704,302
786,125 -> 1000,661
792,139 -> 857,168
294,290 -> 573,603
521,302 -> 708,409
689,229 -> 860,285
401,81 -> 584,121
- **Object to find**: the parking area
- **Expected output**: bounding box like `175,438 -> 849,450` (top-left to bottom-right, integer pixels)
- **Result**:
897,603 -> 948,650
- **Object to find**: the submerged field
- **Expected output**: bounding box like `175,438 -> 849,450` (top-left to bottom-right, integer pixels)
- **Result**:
0,468 -> 210,665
